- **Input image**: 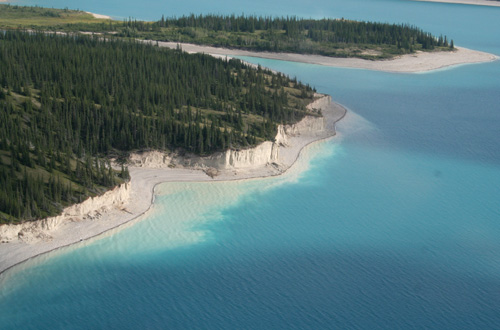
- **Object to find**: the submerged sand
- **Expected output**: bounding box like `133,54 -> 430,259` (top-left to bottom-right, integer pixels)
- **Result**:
154,42 -> 498,73
0,97 -> 346,275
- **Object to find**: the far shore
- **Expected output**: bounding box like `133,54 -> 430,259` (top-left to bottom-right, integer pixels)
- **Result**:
413,0 -> 500,7
2,19 -> 496,276
154,42 -> 498,73
0,95 -> 347,276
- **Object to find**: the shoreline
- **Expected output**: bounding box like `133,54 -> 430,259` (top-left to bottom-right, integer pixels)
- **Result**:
85,11 -> 112,20
413,0 -> 500,7
0,96 -> 346,276
155,41 -> 498,73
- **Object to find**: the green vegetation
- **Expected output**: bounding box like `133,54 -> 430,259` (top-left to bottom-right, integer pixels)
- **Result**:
0,6 -> 454,223
0,4 -> 110,29
0,31 -> 315,224
0,5 -> 454,59
141,15 -> 455,59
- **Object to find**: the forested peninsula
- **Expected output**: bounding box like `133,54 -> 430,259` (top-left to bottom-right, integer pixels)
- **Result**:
0,5 -> 460,224
0,31 -> 315,224
0,5 -> 455,59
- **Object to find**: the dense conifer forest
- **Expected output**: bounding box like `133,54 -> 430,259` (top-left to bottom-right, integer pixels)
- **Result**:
142,14 -> 454,58
0,6 -> 455,223
0,31 -> 315,224
0,5 -> 455,59
65,15 -> 455,58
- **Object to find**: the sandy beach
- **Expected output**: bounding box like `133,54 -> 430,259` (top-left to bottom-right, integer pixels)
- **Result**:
155,41 -> 498,73
0,96 -> 346,275
85,11 -> 112,20
414,0 -> 500,7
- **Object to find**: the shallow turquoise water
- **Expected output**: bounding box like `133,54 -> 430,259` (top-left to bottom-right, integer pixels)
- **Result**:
1,0 -> 500,329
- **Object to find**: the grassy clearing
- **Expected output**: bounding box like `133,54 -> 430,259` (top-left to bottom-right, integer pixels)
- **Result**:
0,4 -> 109,29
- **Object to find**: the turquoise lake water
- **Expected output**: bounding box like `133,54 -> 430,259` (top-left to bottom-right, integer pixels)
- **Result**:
1,0 -> 500,328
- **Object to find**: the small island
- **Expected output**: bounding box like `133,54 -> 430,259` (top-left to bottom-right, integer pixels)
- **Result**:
1,5 -> 496,73
0,5 -> 455,59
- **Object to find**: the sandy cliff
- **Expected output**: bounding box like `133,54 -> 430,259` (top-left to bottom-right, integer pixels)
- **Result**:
131,95 -> 329,172
0,182 -> 130,243
129,151 -> 173,168
197,95 -> 327,170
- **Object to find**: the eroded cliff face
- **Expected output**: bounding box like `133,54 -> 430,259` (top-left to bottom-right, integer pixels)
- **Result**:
130,95 -> 329,171
187,140 -> 278,170
212,95 -> 328,169
0,182 -> 130,243
129,151 -> 172,168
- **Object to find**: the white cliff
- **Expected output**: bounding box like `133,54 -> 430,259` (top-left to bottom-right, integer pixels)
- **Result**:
0,182 -> 130,243
130,95 -> 330,172
201,95 -> 328,170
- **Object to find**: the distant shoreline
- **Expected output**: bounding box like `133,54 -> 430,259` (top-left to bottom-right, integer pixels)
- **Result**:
85,11 -> 112,20
413,0 -> 500,7
154,42 -> 498,73
0,96 -> 346,276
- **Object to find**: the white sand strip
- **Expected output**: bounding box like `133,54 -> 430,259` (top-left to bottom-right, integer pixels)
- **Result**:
155,41 -> 498,73
413,0 -> 500,7
0,96 -> 346,276
85,11 -> 112,20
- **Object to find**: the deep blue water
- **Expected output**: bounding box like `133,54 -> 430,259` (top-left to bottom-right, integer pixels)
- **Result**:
1,0 -> 500,329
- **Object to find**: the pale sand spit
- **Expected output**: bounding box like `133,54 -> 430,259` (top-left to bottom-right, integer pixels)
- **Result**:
413,0 -> 500,7
155,41 -> 498,73
0,97 -> 346,275
85,11 -> 112,20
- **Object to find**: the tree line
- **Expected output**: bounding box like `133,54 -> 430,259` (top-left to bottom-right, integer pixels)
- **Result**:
130,14 -> 454,58
0,7 -> 455,59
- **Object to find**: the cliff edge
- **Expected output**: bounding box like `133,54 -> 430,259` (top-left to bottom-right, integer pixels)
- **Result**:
130,94 -> 334,174
0,183 -> 130,243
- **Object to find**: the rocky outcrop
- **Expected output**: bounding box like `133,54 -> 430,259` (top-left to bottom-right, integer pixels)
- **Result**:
0,182 -> 131,243
129,151 -> 173,168
186,140 -> 278,170
65,181 -> 130,217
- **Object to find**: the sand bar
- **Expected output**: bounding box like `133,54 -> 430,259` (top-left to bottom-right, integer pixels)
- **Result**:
85,11 -> 112,20
414,0 -> 500,7
0,96 -> 346,276
155,41 -> 498,73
